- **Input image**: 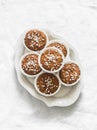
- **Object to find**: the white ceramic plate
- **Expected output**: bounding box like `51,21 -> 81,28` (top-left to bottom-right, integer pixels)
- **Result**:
14,29 -> 83,107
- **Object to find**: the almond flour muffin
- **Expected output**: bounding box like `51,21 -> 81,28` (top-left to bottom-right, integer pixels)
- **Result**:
39,47 -> 64,73
35,73 -> 60,96
20,53 -> 41,77
59,62 -> 81,86
47,41 -> 67,57
24,29 -> 47,51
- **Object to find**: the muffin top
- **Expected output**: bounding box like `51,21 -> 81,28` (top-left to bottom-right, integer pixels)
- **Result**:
24,29 -> 47,51
40,48 -> 63,72
59,63 -> 80,84
21,53 -> 41,75
36,73 -> 59,95
47,42 -> 67,57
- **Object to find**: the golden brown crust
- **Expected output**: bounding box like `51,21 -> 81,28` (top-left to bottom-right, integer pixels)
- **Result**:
37,73 -> 59,94
40,48 -> 63,71
47,42 -> 67,57
24,30 -> 47,51
59,63 -> 80,84
21,54 -> 41,75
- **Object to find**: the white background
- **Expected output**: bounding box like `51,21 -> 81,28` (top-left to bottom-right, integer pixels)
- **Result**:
0,0 -> 97,130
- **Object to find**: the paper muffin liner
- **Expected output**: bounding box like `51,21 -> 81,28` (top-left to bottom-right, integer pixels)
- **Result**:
38,47 -> 65,73
34,72 -> 61,97
23,28 -> 49,53
58,60 -> 81,87
47,39 -> 70,60
19,52 -> 42,78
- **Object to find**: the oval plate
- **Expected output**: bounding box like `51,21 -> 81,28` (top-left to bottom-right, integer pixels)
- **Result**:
14,29 -> 83,107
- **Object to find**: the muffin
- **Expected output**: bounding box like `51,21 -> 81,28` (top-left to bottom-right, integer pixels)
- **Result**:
24,29 -> 48,51
47,40 -> 69,57
59,61 -> 81,86
35,72 -> 61,96
39,47 -> 64,73
20,52 -> 41,77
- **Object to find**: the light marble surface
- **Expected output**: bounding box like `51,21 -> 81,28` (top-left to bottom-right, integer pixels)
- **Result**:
0,0 -> 97,130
